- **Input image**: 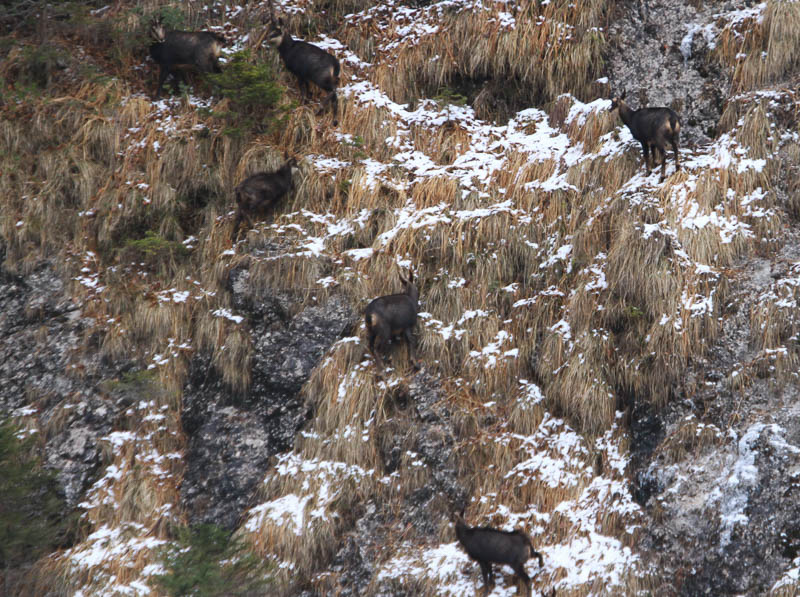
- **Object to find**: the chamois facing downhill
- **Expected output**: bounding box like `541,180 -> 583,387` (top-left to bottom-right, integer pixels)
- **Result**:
148,18 -> 225,99
231,154 -> 298,242
453,510 -> 543,597
266,18 -> 340,125
610,94 -> 681,182
364,270 -> 419,372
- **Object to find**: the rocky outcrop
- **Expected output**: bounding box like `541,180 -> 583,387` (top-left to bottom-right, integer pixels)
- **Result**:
633,235 -> 800,595
180,265 -> 358,530
0,257 -> 120,507
330,371 -> 468,596
606,0 -> 730,144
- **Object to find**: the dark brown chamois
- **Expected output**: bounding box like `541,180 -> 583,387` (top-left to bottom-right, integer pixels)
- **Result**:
610,94 -> 681,182
364,270 -> 419,371
149,18 -> 225,98
453,510 -> 544,597
231,154 -> 298,241
266,18 -> 340,124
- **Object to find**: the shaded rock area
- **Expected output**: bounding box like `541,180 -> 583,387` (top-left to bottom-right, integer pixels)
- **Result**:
180,265 -> 357,530
0,256 -> 122,507
606,0 -> 731,144
632,229 -> 800,595
329,371 -> 468,597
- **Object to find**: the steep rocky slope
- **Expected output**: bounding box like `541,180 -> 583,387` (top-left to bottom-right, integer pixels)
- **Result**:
2,0 -> 800,595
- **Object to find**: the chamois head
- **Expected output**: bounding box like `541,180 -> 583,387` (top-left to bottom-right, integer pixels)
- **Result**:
266,18 -> 286,47
609,91 -> 627,112
398,269 -> 418,303
149,18 -> 166,43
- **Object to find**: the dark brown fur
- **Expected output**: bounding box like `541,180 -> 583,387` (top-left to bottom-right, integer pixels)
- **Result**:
610,95 -> 681,182
149,19 -> 225,98
231,155 -> 297,241
364,270 -> 419,371
453,510 -> 543,597
266,19 -> 340,124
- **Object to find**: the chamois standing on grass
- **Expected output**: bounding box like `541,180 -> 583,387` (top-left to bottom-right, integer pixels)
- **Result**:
364,270 -> 419,371
265,17 -> 340,125
453,510 -> 543,597
231,154 -> 298,241
148,18 -> 225,99
610,94 -> 681,182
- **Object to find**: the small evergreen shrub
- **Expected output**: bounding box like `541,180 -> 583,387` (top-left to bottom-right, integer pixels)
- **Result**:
433,86 -> 468,107
0,418 -> 69,589
153,5 -> 187,31
118,231 -> 190,267
205,50 -> 289,134
151,524 -> 273,597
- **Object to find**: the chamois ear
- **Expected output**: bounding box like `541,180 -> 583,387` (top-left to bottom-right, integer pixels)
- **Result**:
398,270 -> 409,286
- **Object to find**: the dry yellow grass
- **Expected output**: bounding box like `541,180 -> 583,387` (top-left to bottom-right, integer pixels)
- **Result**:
4,0 -> 800,595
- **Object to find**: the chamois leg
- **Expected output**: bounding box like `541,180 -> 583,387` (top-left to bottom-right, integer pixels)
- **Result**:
479,561 -> 493,596
330,90 -> 338,126
295,77 -> 310,103
640,142 -> 651,175
155,66 -> 171,99
404,327 -> 419,371
318,90 -> 338,125
657,145 -> 668,182
512,563 -> 532,597
672,137 -> 680,173
367,325 -> 388,370
231,210 -> 243,242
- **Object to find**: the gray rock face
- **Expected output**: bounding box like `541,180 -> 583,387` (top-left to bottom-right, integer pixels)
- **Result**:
180,265 -> 357,530
633,231 -> 800,596
330,371 -> 467,597
0,257 -> 118,507
607,0 -> 731,144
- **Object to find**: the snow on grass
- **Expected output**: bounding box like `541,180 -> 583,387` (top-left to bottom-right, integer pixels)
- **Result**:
66,1 -> 794,594
243,454 -> 376,535
501,413 -> 591,490
376,541 -> 526,597
63,521 -> 167,597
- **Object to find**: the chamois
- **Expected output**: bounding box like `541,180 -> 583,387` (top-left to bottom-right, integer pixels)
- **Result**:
364,270 -> 419,371
231,154 -> 298,241
453,510 -> 543,597
148,18 -> 225,98
265,18 -> 340,124
610,94 -> 681,182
